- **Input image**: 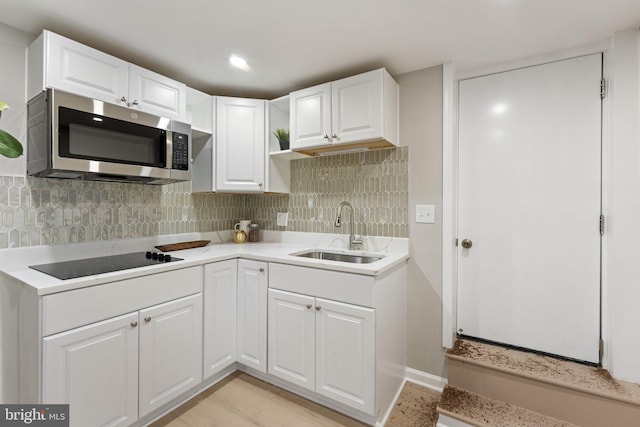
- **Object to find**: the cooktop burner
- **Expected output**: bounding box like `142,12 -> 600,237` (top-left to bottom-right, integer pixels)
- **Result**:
29,252 -> 183,280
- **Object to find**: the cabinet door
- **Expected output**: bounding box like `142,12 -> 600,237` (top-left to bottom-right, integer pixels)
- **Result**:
290,82 -> 332,150
216,97 -> 266,192
331,69 -> 384,145
315,298 -> 375,415
237,259 -> 268,372
46,31 -> 129,106
43,312 -> 138,427
203,260 -> 237,380
268,289 -> 315,391
128,64 -> 187,121
139,294 -> 203,417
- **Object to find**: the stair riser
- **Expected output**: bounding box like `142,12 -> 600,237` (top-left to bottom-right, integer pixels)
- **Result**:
448,358 -> 640,427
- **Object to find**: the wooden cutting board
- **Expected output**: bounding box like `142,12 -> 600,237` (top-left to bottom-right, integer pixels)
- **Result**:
154,240 -> 210,252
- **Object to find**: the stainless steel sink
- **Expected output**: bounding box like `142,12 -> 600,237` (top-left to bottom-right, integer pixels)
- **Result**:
293,250 -> 383,264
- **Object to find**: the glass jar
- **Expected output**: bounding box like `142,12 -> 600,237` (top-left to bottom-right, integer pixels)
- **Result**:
248,223 -> 260,242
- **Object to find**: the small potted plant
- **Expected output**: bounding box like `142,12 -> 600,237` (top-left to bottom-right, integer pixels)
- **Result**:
273,128 -> 290,151
0,101 -> 23,158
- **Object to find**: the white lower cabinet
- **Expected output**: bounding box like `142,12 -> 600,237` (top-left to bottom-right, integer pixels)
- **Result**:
203,260 -> 238,379
237,259 -> 268,372
268,289 -> 375,415
138,294 -> 203,417
42,293 -> 202,426
43,312 -> 139,427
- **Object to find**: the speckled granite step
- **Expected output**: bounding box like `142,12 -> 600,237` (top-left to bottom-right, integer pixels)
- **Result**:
437,385 -> 578,427
446,339 -> 640,427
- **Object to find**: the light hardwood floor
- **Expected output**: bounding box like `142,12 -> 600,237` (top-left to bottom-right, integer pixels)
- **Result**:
149,372 -> 369,427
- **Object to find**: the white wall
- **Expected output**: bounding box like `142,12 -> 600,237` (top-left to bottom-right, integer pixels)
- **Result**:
606,28 -> 640,383
0,23 -> 32,176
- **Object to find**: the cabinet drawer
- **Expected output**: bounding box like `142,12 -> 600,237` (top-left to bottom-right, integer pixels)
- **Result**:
43,266 -> 203,336
268,263 -> 375,307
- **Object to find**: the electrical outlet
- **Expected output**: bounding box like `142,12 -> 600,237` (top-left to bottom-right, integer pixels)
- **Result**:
277,212 -> 288,227
416,204 -> 435,224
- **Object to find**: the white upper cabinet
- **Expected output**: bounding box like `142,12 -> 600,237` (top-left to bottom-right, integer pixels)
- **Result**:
289,68 -> 399,154
128,64 -> 187,120
28,30 -> 187,121
215,96 -> 266,193
289,83 -> 332,150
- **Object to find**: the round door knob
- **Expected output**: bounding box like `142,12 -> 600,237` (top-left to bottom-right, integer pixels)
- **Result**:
315,306 -> 321,311
259,268 -> 265,272
130,321 -> 138,327
120,96 -> 127,102
323,134 -> 330,139
331,133 -> 337,139
144,316 -> 152,323
461,239 -> 473,249
306,304 -> 312,309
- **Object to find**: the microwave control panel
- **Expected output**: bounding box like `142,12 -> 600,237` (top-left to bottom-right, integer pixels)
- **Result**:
172,132 -> 189,170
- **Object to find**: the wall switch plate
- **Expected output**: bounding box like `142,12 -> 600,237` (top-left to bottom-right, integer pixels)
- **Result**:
277,212 -> 288,227
416,204 -> 435,224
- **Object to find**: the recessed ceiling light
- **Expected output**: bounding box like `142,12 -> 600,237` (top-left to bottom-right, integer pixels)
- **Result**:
229,54 -> 250,71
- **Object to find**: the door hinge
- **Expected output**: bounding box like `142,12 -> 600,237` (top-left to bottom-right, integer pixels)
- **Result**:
455,238 -> 459,247
600,78 -> 606,99
599,214 -> 605,235
599,338 -> 604,364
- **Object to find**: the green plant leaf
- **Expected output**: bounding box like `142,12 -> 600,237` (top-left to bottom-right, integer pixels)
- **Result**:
0,128 -> 23,158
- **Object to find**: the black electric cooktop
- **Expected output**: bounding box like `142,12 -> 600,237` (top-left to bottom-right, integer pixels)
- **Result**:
29,252 -> 183,280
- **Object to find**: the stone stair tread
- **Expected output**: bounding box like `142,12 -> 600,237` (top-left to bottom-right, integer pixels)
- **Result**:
446,339 -> 640,406
437,385 -> 578,427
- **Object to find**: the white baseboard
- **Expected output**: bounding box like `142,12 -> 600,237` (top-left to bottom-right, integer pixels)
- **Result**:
436,413 -> 474,427
405,367 -> 447,392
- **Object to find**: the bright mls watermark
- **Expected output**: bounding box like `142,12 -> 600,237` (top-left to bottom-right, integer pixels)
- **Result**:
0,405 -> 69,426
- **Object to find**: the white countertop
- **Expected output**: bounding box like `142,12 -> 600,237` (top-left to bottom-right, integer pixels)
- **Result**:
0,231 -> 409,296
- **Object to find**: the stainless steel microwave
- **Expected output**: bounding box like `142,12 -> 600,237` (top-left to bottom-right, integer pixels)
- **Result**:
27,89 -> 191,184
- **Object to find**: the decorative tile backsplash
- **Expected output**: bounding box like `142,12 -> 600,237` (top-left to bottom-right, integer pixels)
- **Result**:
0,147 -> 408,249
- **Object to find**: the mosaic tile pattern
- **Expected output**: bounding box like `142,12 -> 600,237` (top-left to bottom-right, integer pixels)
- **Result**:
246,147 -> 409,238
0,147 -> 408,249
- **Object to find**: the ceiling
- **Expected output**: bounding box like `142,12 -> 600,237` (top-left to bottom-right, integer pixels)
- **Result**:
1,0 -> 640,99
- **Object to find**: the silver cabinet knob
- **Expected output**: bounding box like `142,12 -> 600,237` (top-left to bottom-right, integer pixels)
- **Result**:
144,316 -> 152,323
315,306 -> 321,311
461,239 -> 473,249
306,304 -> 312,309
130,321 -> 138,327
323,134 -> 330,139
258,183 -> 263,187
120,96 -> 127,103
131,100 -> 139,106
259,268 -> 265,272
331,133 -> 337,139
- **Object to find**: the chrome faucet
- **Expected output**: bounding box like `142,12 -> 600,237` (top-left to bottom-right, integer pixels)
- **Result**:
334,201 -> 363,250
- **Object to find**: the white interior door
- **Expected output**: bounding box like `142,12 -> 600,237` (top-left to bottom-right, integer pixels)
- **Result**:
457,54 -> 602,363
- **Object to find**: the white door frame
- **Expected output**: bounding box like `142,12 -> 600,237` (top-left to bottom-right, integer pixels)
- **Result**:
442,39 -> 612,368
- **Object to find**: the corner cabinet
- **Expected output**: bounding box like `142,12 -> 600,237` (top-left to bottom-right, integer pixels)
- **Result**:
237,259 -> 268,372
203,260 -> 238,380
290,68 -> 399,155
27,30 -> 187,121
215,97 -> 266,192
